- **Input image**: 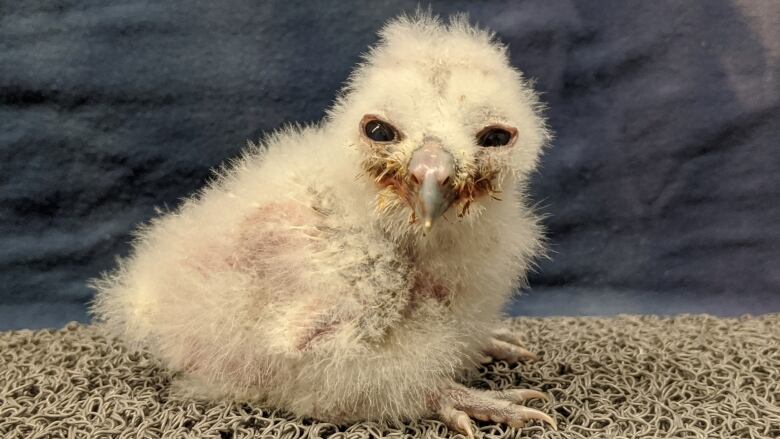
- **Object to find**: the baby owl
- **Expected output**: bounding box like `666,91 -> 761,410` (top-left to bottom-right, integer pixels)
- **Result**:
91,13 -> 556,437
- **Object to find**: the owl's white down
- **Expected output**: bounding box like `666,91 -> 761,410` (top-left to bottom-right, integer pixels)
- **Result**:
91,13 -> 551,428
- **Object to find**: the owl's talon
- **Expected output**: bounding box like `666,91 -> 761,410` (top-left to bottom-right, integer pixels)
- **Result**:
439,405 -> 475,438
509,405 -> 558,430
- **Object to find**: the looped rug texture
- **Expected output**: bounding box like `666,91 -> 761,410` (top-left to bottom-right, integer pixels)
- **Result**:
1,315 -> 778,438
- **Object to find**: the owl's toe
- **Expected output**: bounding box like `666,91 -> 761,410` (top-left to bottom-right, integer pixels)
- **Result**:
436,383 -> 557,436
483,329 -> 538,363
438,404 -> 475,439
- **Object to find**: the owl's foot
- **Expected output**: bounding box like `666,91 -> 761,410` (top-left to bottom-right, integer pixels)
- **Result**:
437,384 -> 557,438
481,329 -> 538,363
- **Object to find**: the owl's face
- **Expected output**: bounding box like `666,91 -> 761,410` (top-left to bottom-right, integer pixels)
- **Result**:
331,16 -> 548,233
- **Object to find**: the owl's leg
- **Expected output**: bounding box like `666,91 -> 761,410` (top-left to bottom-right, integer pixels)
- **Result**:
481,329 -> 538,363
437,384 -> 557,438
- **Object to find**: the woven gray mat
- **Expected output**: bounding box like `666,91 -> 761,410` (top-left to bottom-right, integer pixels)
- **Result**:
1,315 -> 778,438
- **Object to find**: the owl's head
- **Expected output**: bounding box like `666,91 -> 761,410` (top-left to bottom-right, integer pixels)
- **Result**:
329,13 -> 550,235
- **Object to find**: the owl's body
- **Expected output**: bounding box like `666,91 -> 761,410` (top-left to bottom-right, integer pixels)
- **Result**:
92,14 -> 554,434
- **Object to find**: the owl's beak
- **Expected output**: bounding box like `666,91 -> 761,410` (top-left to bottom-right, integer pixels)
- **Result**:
408,144 -> 457,231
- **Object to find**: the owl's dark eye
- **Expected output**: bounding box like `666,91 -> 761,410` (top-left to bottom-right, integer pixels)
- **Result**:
476,126 -> 517,147
362,116 -> 399,143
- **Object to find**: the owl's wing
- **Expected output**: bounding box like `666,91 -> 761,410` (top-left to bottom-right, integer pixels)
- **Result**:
226,198 -> 414,354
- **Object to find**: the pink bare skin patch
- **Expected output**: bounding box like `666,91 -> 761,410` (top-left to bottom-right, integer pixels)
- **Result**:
233,200 -> 354,353
233,203 -> 319,265
295,314 -> 344,351
404,270 -> 452,316
413,271 -> 450,302
178,202 -> 323,281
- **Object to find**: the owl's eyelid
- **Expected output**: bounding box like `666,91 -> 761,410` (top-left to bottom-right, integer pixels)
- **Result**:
476,123 -> 518,148
359,114 -> 404,143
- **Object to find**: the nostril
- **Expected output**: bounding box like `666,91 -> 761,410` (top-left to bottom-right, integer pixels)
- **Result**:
441,176 -> 451,186
410,174 -> 420,185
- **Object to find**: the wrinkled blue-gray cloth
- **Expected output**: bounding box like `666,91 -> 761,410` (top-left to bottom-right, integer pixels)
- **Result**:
1,1 -> 778,330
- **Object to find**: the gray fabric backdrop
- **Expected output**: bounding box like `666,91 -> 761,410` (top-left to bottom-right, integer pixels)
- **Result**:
1,1 -> 778,330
